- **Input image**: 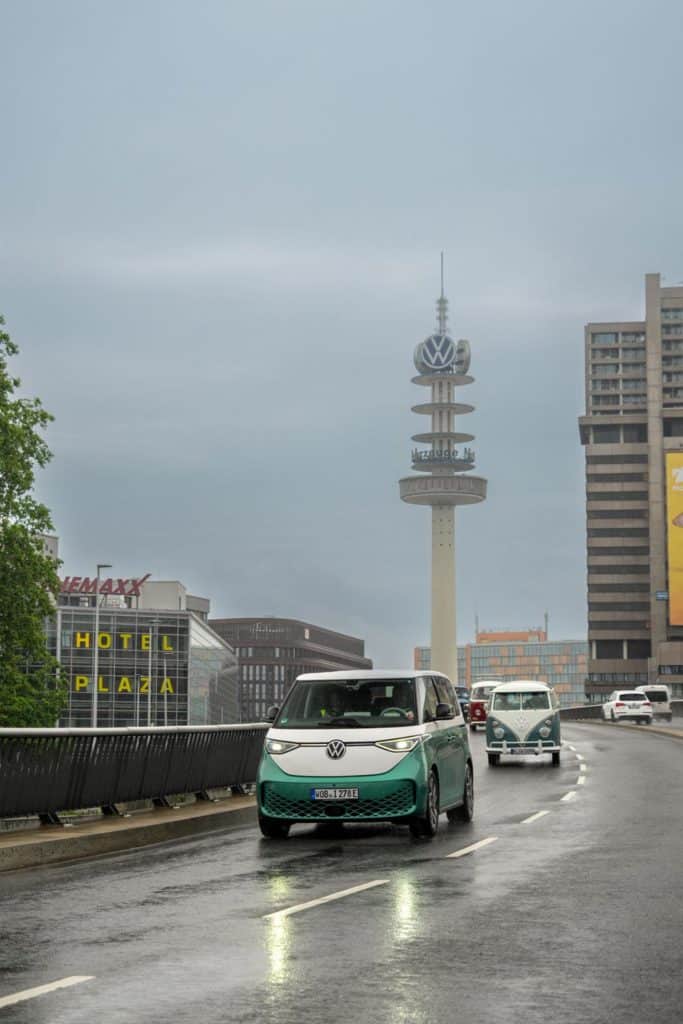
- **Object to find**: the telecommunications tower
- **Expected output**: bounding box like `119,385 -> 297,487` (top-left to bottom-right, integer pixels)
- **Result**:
399,259 -> 487,682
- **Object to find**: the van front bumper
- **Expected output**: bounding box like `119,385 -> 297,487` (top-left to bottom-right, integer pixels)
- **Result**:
257,750 -> 426,823
486,741 -> 561,755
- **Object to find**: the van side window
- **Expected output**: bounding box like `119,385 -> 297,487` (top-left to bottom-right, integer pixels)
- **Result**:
433,676 -> 455,712
423,679 -> 440,722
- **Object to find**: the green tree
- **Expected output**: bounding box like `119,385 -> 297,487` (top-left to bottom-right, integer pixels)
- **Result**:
0,314 -> 66,726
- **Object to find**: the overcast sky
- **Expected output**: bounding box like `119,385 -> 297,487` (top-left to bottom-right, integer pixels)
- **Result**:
3,0 -> 683,665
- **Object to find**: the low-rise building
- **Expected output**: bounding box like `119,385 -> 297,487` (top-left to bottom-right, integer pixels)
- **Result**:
209,617 -> 373,722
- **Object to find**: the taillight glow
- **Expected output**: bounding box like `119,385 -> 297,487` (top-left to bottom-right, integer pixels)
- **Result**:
615,702 -> 625,707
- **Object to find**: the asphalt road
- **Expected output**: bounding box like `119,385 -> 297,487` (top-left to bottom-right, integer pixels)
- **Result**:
0,724 -> 681,1024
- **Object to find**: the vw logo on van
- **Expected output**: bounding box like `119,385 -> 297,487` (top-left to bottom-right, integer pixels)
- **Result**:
326,740 -> 346,759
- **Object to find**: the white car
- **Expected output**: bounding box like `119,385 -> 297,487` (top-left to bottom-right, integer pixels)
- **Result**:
602,690 -> 653,724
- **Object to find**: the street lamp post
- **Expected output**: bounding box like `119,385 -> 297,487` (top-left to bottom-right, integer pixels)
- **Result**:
92,562 -> 112,728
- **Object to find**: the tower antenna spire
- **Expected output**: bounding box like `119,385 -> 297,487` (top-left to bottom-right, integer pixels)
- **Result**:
437,251 -> 448,334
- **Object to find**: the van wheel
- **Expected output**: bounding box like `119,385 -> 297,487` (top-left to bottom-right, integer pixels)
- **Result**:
258,814 -> 290,839
470,724 -> 477,733
448,762 -> 474,822
610,710 -> 616,722
552,751 -> 561,766
410,771 -> 439,838
487,753 -> 500,767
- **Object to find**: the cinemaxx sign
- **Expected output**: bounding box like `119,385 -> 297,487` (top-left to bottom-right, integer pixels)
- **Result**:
60,574 -> 151,596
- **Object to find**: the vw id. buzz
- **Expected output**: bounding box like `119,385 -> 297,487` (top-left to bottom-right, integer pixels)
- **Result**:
257,670 -> 474,839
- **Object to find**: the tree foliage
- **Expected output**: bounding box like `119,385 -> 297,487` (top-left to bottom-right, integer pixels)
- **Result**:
0,314 -> 66,726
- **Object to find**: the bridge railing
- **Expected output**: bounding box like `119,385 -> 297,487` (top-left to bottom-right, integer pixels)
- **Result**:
0,724 -> 269,819
560,699 -> 683,721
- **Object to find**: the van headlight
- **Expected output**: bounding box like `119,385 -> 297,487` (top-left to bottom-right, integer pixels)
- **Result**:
375,736 -> 420,753
266,739 -> 300,755
539,726 -> 551,738
493,727 -> 505,739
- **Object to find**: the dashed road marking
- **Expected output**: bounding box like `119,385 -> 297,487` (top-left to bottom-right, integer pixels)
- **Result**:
579,763 -> 587,773
0,977 -> 94,1010
576,753 -> 585,761
567,744 -> 576,752
263,879 -> 389,920
577,776 -> 586,785
561,790 -> 577,802
446,836 -> 498,859
521,810 -> 550,824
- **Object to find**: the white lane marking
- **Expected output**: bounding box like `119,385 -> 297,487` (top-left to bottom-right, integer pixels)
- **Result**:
0,976 -> 94,1010
577,776 -> 586,785
575,753 -> 585,761
567,744 -> 576,752
263,879 -> 389,920
579,763 -> 587,773
561,790 -> 577,802
446,836 -> 498,859
521,810 -> 550,824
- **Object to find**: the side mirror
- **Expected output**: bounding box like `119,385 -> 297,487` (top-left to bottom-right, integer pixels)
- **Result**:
265,705 -> 280,723
436,702 -> 454,720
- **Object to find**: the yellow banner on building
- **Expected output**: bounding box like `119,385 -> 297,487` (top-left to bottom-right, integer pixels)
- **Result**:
666,452 -> 683,624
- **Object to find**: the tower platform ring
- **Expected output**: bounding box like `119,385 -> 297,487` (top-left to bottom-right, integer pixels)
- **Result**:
411,401 -> 475,416
399,474 -> 487,506
412,431 -> 475,444
412,460 -> 476,473
411,373 -> 474,387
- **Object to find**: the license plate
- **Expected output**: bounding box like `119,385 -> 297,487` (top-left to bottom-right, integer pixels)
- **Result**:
311,788 -> 359,801
510,747 -> 531,754
628,703 -> 640,709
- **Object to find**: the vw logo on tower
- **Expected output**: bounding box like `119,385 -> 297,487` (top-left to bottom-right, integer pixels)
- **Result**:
414,332 -> 456,374
326,740 -> 346,759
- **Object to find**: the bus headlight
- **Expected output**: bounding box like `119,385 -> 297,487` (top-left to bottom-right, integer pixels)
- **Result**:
539,726 -> 551,738
265,739 -> 300,755
493,727 -> 505,739
375,736 -> 420,753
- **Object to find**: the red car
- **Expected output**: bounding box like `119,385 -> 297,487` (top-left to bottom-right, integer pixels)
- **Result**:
468,681 -> 498,732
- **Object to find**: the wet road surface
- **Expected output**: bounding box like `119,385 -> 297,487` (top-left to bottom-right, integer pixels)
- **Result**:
0,725 -> 681,1023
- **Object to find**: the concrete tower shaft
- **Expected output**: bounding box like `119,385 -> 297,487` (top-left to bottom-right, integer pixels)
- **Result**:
399,269 -> 486,682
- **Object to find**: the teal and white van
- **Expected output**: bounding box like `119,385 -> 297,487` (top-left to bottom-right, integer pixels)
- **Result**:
257,670 -> 474,839
485,680 -> 561,766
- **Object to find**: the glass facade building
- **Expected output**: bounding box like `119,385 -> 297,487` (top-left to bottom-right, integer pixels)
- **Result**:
48,607 -> 238,727
414,635 -> 588,706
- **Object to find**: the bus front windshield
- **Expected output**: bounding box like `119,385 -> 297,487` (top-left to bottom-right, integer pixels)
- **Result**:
492,691 -> 551,711
275,679 -> 418,728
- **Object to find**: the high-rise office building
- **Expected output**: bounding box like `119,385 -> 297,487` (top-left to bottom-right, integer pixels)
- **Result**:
579,272 -> 683,700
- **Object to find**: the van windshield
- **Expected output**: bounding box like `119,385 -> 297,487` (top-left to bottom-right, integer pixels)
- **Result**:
472,687 -> 494,700
275,679 -> 418,729
492,691 -> 550,711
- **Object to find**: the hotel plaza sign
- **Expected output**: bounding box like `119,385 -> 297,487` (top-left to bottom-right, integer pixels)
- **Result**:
60,574 -> 151,596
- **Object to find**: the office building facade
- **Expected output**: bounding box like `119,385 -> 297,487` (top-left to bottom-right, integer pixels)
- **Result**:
579,273 -> 683,700
414,630 -> 588,706
208,617 -> 373,722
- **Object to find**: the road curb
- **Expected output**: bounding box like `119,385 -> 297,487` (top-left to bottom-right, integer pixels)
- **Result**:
0,798 -> 257,873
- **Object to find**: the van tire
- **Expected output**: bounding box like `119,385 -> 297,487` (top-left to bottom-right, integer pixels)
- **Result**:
610,710 -> 616,722
487,753 -> 500,767
258,814 -> 290,839
448,762 -> 474,822
470,724 -> 477,733
410,771 -> 439,838
552,751 -> 561,766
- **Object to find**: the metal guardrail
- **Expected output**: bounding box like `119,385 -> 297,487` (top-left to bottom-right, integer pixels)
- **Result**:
560,699 -> 683,722
0,724 -> 268,819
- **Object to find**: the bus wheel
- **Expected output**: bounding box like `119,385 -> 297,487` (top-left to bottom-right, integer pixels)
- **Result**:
258,814 -> 290,839
552,751 -> 561,766
487,752 -> 500,767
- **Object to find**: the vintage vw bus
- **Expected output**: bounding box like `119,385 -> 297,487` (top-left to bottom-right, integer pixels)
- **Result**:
468,680 -> 498,731
257,670 -> 474,839
485,680 -> 561,766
